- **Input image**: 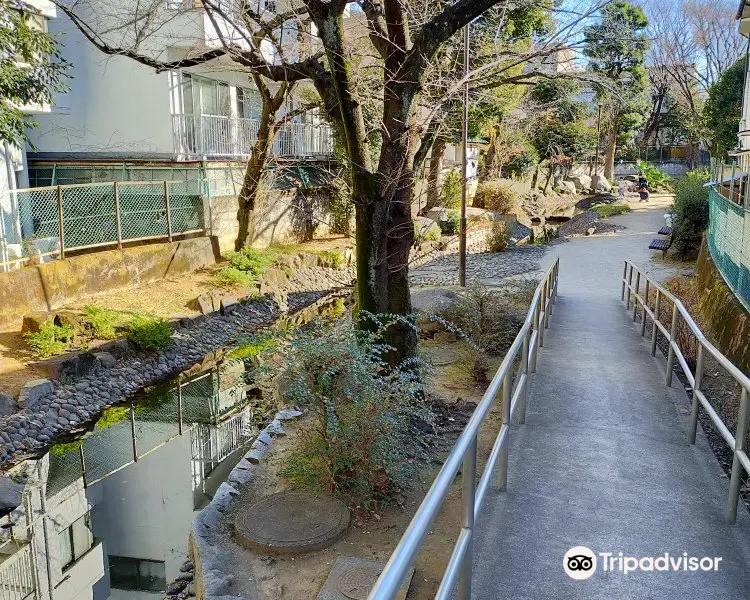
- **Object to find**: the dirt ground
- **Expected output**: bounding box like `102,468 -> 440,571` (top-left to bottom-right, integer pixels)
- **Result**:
0,236 -> 355,398
219,337 -> 506,600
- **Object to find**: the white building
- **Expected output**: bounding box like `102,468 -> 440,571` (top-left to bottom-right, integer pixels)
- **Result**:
735,1 -> 750,175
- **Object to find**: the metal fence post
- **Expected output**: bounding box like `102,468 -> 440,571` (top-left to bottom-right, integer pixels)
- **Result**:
130,407 -> 138,462
518,329 -> 530,424
113,181 -> 123,250
164,180 -> 173,242
727,388 -> 749,524
641,280 -> 650,336
632,271 -> 641,322
538,298 -> 545,348
177,381 -> 184,436
665,303 -> 678,387
730,160 -> 737,203
530,302 -> 540,373
625,264 -> 634,310
543,279 -> 551,328
56,185 -> 65,259
79,444 -> 87,489
497,369 -> 512,491
621,261 -> 628,301
688,345 -> 704,445
459,436 -> 477,600
651,290 -> 661,356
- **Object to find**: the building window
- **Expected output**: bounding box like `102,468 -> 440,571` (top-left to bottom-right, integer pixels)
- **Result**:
58,514 -> 94,571
109,556 -> 166,592
237,87 -> 262,120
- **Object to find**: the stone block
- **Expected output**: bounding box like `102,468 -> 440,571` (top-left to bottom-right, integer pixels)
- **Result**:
94,351 -> 117,369
220,297 -> 239,315
21,312 -> 54,334
0,393 -> 17,418
197,293 -> 215,315
18,379 -> 53,410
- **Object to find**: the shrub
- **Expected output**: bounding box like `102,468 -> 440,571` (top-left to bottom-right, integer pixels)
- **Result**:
473,180 -> 517,213
278,325 -> 430,507
226,246 -> 278,277
25,321 -> 74,358
414,220 -> 441,246
440,169 -> 462,209
214,266 -> 256,288
317,249 -> 344,269
83,305 -> 121,339
127,315 -> 173,351
672,169 -> 711,260
227,331 -> 280,361
591,203 -> 631,218
438,284 -> 525,354
636,160 -> 673,192
439,210 -> 460,235
485,221 -> 510,253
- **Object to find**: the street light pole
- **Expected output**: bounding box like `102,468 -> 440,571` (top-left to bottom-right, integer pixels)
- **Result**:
459,23 -> 469,287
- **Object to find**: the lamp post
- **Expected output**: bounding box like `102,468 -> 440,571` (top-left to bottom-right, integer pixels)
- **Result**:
459,23 -> 470,287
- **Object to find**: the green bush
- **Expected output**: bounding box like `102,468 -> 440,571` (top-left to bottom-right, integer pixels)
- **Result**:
25,321 -> 74,358
214,266 -> 256,288
473,180 -> 517,213
672,169 -> 711,260
317,249 -> 344,269
485,221 -> 510,253
227,331 -> 279,361
127,315 -> 173,351
439,210 -> 461,235
591,203 -> 631,218
440,169 -> 462,209
278,324 -> 430,507
83,305 -> 121,339
636,160 -> 673,192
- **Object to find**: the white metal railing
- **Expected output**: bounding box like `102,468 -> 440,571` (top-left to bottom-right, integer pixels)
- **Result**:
622,261 -> 750,524
172,114 -> 333,159
369,258 -> 559,600
0,542 -> 37,600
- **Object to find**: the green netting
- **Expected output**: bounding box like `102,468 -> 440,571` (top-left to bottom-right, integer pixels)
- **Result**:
10,181 -> 205,259
707,188 -> 750,313
46,449 -> 84,498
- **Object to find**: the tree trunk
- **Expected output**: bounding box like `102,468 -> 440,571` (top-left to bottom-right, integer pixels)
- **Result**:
424,136 -> 446,212
604,125 -> 617,182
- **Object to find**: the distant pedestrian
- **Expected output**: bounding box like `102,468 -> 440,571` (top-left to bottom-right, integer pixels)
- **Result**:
637,174 -> 649,202
618,181 -> 626,199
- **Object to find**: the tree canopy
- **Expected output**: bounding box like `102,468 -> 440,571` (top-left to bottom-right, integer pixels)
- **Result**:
704,56 -> 746,159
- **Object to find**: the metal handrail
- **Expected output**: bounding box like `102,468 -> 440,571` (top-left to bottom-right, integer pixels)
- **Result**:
622,260 -> 750,524
368,258 -> 560,600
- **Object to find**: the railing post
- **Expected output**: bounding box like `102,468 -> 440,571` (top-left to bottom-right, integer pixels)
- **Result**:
458,436 -> 477,600
497,369 -> 512,491
625,264 -> 634,310
113,181 -> 123,250
56,185 -> 65,259
688,345 -> 704,445
621,261 -> 628,301
651,290 -> 661,356
641,280 -> 650,336
177,381 -> 184,436
130,407 -> 138,462
553,259 -> 559,304
543,279 -> 550,327
730,160 -> 737,203
79,444 -> 87,489
164,180 -> 173,242
632,271 -> 641,322
530,302 -> 540,373
518,329 -> 530,424
665,302 -> 678,387
537,297 -> 545,348
726,388 -> 749,524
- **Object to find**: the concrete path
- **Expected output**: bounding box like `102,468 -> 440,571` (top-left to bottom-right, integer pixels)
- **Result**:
470,202 -> 750,599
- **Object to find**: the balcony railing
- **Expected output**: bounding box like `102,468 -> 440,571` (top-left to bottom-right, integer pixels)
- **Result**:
172,114 -> 333,159
0,542 -> 37,600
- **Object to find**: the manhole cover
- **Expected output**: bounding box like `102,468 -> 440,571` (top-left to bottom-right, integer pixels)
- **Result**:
337,566 -> 383,599
234,490 -> 349,554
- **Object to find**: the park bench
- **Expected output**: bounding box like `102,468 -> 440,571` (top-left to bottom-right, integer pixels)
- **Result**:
649,225 -> 673,257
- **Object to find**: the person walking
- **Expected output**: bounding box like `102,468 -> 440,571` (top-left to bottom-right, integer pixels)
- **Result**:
637,174 -> 649,202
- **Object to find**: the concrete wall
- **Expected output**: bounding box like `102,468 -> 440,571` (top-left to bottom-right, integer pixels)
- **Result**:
87,432 -> 193,596
0,237 -> 217,331
697,240 -> 750,374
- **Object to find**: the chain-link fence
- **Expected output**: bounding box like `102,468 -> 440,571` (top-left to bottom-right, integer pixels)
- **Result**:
1,180 -> 206,268
707,187 -> 750,313
46,368 -> 254,495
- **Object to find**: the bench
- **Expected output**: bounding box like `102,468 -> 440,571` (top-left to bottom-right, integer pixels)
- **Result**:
649,236 -> 672,257
658,225 -> 673,236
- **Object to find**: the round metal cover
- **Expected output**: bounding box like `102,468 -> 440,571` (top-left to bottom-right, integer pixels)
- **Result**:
336,565 -> 383,600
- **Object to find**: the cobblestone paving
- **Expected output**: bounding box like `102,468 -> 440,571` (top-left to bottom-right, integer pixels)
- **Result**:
409,245 -> 548,287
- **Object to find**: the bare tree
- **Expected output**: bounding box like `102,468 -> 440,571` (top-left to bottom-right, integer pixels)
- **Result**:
56,0 -> 606,362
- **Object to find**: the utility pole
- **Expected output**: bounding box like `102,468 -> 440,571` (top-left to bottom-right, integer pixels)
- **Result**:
459,23 -> 469,287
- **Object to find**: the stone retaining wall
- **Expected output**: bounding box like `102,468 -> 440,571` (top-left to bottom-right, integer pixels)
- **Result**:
696,239 -> 750,374
0,237 -> 217,331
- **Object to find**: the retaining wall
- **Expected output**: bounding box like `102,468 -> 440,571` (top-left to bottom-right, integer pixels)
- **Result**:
0,237 -> 217,331
697,239 -> 750,375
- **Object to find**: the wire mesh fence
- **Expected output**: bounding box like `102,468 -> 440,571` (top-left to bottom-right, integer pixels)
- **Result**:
45,368 -> 254,495
707,187 -> 750,313
1,180 -> 206,268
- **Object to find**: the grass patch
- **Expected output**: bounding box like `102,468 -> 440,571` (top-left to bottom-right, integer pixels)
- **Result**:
214,246 -> 281,288
227,331 -> 279,361
317,249 -> 344,269
591,203 -> 631,218
25,321 -> 75,358
83,305 -> 122,340
126,314 -> 173,351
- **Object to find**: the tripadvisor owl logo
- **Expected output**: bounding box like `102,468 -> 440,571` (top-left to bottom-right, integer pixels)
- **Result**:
564,546 -> 597,580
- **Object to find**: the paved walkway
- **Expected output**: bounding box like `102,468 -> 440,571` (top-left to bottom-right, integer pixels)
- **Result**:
471,202 -> 750,599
